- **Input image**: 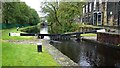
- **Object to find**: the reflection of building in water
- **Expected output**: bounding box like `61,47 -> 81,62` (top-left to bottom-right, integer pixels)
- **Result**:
82,0 -> 120,26
0,1 -> 2,23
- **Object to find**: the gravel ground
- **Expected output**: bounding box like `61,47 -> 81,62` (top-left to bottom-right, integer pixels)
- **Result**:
5,40 -> 40,44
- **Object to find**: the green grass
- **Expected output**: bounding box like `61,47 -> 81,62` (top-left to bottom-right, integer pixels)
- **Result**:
2,41 -> 60,66
81,33 -> 97,37
2,28 -> 34,40
1,27 -> 60,66
0,40 -> 2,67
78,24 -> 103,28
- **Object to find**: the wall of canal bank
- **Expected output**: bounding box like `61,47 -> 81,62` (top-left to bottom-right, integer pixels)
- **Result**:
51,39 -> 120,67
42,40 -> 78,66
82,36 -> 120,50
97,32 -> 120,45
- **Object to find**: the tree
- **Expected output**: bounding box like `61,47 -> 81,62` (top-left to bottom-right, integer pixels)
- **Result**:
2,2 -> 40,28
42,2 -> 61,33
42,2 -> 85,33
2,2 -> 19,24
29,8 -> 40,26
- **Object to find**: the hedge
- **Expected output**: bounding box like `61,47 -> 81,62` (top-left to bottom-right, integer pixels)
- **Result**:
20,25 -> 40,33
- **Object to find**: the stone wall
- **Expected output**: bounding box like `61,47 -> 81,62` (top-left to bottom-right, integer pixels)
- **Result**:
97,32 -> 120,45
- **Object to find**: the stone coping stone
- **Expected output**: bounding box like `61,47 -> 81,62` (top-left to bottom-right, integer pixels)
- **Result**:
82,37 -> 120,50
97,32 -> 120,35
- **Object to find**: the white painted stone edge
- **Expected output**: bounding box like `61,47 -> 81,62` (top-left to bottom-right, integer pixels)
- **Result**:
9,33 -> 20,36
97,29 -> 106,32
37,42 -> 42,45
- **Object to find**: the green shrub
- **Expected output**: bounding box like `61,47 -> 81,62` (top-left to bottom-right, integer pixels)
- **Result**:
20,25 -> 40,33
70,23 -> 80,32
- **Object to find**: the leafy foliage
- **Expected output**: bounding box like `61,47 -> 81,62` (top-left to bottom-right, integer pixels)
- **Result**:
20,25 -> 40,33
42,2 -> 85,33
2,2 -> 40,28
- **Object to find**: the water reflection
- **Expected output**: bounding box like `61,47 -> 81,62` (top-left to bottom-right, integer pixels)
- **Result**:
50,40 -> 120,67
40,24 -> 50,40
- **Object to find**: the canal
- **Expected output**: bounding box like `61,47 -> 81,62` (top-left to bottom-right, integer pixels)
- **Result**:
40,23 -> 120,67
50,40 -> 120,67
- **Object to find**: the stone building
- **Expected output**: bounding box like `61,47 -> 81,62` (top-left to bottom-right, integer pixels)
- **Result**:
107,2 -> 119,26
82,0 -> 120,26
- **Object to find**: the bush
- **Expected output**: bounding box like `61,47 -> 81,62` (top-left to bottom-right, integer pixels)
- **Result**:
69,23 -> 80,32
20,25 -> 40,33
1,23 -> 30,29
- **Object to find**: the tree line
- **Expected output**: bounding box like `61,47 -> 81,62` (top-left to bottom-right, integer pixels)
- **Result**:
2,2 -> 40,28
42,2 -> 85,34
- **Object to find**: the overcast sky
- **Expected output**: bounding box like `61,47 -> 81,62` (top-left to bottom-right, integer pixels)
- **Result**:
20,0 -> 44,17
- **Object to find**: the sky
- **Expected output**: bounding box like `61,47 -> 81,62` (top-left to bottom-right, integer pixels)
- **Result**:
20,0 -> 61,17
20,0 -> 44,17
20,0 -> 93,17
19,0 -> 86,17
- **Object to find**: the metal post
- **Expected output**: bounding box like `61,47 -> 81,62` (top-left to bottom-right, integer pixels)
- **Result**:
41,36 -> 44,39
118,11 -> 120,33
76,34 -> 81,41
37,35 -> 40,39
37,43 -> 42,52
17,27 -> 19,31
118,12 -> 120,26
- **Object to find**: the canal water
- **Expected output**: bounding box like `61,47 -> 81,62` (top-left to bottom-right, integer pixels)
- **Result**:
50,40 -> 120,67
40,23 -> 50,40
40,24 -> 120,67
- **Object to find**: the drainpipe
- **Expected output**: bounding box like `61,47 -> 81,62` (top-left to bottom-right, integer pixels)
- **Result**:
118,1 -> 120,33
106,0 -> 108,26
118,1 -> 120,26
103,0 -> 108,26
94,0 -> 97,11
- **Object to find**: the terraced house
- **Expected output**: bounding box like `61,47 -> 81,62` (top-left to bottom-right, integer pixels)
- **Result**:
82,0 -> 120,26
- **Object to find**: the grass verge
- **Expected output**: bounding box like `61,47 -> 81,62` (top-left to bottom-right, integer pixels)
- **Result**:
0,40 -> 2,67
2,41 -> 60,66
2,28 -> 34,40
